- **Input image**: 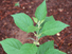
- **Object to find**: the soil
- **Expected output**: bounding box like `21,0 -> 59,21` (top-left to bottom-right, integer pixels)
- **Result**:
0,0 -> 72,54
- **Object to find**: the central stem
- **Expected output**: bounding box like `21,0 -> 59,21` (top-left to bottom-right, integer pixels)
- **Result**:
36,21 -> 41,44
33,21 -> 41,45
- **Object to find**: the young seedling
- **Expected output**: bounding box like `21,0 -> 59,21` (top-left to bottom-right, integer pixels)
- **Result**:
15,2 -> 20,7
0,0 -> 69,54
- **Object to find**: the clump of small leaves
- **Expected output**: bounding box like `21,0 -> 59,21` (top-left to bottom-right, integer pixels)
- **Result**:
0,0 -> 69,54
15,2 -> 20,7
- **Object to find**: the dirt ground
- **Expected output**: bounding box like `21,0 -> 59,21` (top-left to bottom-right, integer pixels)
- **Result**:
0,0 -> 72,54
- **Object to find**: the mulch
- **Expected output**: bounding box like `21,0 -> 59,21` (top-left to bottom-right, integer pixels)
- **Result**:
0,0 -> 72,54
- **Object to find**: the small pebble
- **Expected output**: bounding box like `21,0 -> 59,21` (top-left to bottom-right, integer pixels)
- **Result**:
58,8 -> 64,12
58,37 -> 61,40
56,33 -> 60,36
68,51 -> 71,54
26,11 -> 29,13
22,7 -> 25,9
29,6 -> 31,8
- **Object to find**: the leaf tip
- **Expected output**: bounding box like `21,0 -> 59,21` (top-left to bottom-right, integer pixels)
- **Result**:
0,41 -> 1,44
65,24 -> 70,28
67,24 -> 70,27
11,14 -> 15,18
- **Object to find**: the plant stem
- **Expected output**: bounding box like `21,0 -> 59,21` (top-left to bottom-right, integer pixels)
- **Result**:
37,21 -> 40,36
33,21 -> 41,45
36,21 -> 41,44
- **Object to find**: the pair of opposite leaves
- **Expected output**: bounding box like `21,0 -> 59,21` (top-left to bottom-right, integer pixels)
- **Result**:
11,14 -> 69,38
0,38 -> 66,54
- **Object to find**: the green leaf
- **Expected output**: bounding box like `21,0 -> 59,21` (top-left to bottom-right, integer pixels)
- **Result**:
35,1 -> 47,21
28,26 -> 38,33
36,16 -> 55,38
40,16 -> 55,27
40,16 -> 55,28
37,41 -> 54,54
45,49 -> 66,54
20,43 -> 38,54
11,13 -> 37,33
42,21 -> 69,35
15,2 -> 20,7
33,17 -> 38,23
45,16 -> 55,22
0,38 -> 22,54
38,16 -> 55,38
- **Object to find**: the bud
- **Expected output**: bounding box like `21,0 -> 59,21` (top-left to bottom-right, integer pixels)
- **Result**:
33,41 -> 40,45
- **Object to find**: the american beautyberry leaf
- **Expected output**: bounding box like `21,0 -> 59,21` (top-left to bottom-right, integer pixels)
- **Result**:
0,38 -> 22,54
35,1 -> 47,21
11,13 -> 37,33
45,49 -> 66,54
20,43 -> 38,54
42,21 -> 69,35
37,41 -> 54,54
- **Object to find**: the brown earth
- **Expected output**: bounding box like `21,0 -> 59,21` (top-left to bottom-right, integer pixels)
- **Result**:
0,0 -> 72,54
